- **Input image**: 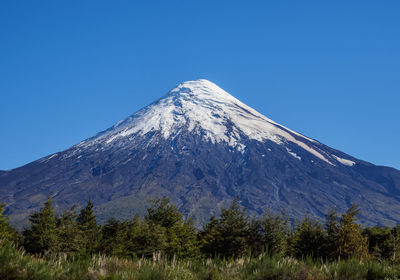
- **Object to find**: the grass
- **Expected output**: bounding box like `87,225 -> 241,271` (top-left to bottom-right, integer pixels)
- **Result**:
1,242 -> 400,280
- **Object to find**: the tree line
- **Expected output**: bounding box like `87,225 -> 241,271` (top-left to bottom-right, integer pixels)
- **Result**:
1,197 -> 400,263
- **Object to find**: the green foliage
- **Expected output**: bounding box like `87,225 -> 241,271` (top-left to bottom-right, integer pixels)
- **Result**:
389,226 -> 400,263
0,204 -> 11,241
100,218 -> 130,257
130,219 -> 168,257
217,198 -> 249,258
363,226 -> 392,260
199,215 -> 219,256
97,198 -> 200,259
0,203 -> 20,244
11,193 -> 400,279
22,195 -> 59,254
99,216 -> 168,258
325,209 -> 340,260
200,198 -> 250,258
246,218 -> 264,256
364,224 -> 400,263
260,209 -> 290,256
1,241 -> 400,280
145,197 -> 199,258
55,206 -> 81,254
290,216 -> 326,259
77,199 -> 100,256
337,205 -> 369,261
166,218 -> 200,258
145,197 -> 183,228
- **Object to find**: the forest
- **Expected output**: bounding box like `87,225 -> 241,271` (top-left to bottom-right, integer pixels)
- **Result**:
1,197 -> 400,279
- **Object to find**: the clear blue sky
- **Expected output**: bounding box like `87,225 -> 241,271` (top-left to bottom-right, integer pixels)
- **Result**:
0,1 -> 399,170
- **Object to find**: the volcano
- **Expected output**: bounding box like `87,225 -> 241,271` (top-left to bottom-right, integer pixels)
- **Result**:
1,79 -> 400,228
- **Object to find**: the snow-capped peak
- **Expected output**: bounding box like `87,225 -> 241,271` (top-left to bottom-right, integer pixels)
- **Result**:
82,79 -> 335,165
168,79 -> 239,103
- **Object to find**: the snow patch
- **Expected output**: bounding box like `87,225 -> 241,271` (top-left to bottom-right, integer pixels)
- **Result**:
48,154 -> 58,160
332,155 -> 355,166
286,148 -> 301,160
236,143 -> 246,154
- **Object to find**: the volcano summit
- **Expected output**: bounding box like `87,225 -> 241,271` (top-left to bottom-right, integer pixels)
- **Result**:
1,79 -> 400,227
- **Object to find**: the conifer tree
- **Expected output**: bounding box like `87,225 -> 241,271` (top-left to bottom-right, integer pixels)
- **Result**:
131,219 -> 168,257
199,216 -> 220,257
122,216 -> 143,258
260,210 -> 290,256
145,197 -> 183,228
220,199 -> 249,257
56,206 -> 81,254
77,199 -> 99,255
325,209 -> 340,260
290,217 -> 326,259
145,197 -> 199,258
100,218 -> 130,257
168,218 -> 200,258
246,218 -> 264,256
200,199 -> 249,258
23,195 -> 58,254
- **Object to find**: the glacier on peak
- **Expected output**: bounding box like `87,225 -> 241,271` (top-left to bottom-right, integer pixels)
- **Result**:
80,79 -> 334,165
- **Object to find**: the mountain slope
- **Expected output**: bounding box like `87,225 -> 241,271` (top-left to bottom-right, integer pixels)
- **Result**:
1,79 -> 400,228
